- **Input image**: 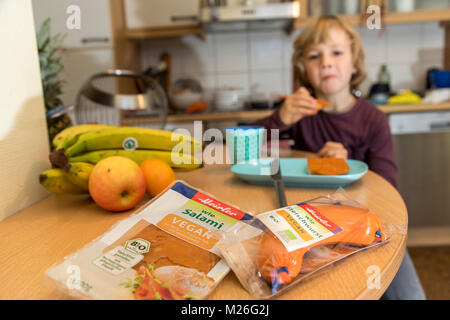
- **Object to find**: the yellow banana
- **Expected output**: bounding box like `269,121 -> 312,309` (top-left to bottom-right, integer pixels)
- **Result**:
64,126 -> 201,157
68,149 -> 202,169
52,124 -> 115,150
64,162 -> 95,191
39,168 -> 88,194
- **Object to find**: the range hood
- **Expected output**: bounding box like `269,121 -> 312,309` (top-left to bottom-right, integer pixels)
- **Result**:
200,1 -> 300,32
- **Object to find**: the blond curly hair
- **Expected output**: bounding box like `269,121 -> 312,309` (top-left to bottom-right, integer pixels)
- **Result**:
292,15 -> 367,94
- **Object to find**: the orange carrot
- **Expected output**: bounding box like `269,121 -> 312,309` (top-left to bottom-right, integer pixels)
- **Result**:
186,101 -> 207,114
316,99 -> 331,111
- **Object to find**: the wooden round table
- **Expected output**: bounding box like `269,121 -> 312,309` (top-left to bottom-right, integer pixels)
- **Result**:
0,150 -> 407,300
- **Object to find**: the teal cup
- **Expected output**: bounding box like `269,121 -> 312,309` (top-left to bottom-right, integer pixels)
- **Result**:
225,126 -> 264,164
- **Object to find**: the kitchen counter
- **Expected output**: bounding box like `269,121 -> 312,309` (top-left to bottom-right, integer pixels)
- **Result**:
377,102 -> 450,114
121,102 -> 450,125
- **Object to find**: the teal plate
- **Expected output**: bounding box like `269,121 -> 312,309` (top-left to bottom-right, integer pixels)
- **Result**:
231,158 -> 368,188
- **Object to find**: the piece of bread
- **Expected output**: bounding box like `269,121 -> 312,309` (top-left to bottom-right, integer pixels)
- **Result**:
307,158 -> 350,175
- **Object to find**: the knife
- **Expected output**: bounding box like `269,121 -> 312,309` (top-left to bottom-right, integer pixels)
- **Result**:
270,158 -> 287,208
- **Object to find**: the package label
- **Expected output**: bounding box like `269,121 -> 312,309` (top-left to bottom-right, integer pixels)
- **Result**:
93,246 -> 143,275
171,182 -> 251,221
125,238 -> 150,254
156,214 -> 220,250
257,203 -> 342,252
191,191 -> 247,220
149,182 -> 252,252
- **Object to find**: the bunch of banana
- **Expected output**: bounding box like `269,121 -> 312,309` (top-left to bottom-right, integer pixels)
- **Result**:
69,149 -> 198,167
49,124 -> 202,169
52,124 -> 114,150
64,161 -> 95,190
39,162 -> 94,194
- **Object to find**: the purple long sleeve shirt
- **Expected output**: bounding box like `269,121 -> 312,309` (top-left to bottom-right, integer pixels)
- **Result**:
251,99 -> 398,187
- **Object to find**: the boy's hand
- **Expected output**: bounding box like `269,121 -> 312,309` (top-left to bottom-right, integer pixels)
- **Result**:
317,142 -> 348,159
279,87 -> 318,125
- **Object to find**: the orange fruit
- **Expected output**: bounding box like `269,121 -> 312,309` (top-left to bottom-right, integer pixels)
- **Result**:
140,159 -> 176,197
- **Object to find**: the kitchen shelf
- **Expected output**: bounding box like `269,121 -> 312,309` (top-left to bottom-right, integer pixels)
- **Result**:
295,14 -> 360,29
294,8 -> 450,29
120,102 -> 450,126
121,109 -> 274,125
383,9 -> 450,25
124,25 -> 205,40
378,102 -> 450,114
119,9 -> 450,40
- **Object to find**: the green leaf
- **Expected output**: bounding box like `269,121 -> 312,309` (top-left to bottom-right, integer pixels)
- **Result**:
37,18 -> 51,50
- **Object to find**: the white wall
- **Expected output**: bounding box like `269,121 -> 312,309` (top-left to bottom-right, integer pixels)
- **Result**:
359,22 -> 445,95
0,0 -> 51,220
141,22 -> 445,103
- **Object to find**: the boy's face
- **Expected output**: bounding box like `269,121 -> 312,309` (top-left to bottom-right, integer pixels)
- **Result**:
303,27 -> 356,97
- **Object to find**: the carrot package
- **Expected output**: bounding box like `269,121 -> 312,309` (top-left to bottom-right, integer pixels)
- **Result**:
46,180 -> 259,300
218,189 -> 395,299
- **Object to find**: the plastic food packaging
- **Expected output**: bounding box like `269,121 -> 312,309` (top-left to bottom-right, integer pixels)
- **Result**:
46,181 -> 258,300
218,189 -> 398,299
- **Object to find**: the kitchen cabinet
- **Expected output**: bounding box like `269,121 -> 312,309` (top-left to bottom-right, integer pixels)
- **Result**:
59,48 -> 115,109
389,111 -> 450,230
124,0 -> 200,29
32,0 -> 112,48
32,0 -> 115,107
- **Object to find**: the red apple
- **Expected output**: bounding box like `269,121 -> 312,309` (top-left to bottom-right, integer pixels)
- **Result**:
88,156 -> 146,212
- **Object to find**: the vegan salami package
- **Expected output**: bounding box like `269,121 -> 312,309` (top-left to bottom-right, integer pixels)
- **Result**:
218,189 -> 398,299
46,181 -> 259,300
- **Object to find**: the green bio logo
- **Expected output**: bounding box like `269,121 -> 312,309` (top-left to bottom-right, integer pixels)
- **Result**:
125,239 -> 150,254
122,137 -> 138,151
